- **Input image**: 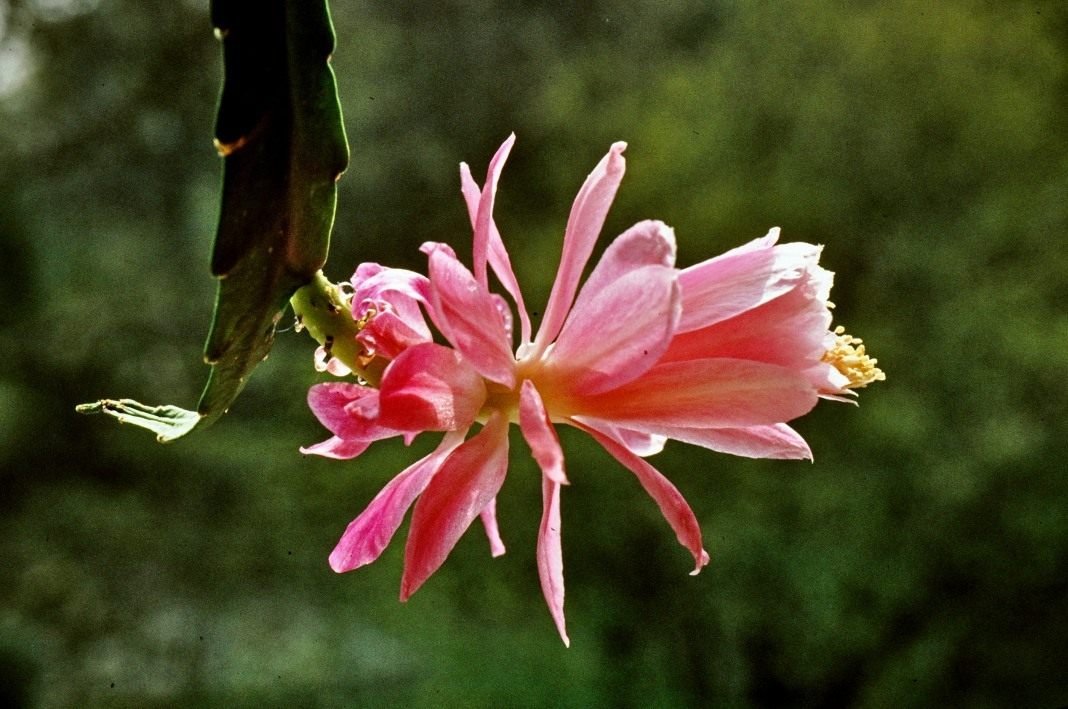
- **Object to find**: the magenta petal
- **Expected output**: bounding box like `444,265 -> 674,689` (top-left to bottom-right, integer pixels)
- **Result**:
425,245 -> 516,387
519,380 -> 567,484
576,358 -> 819,428
538,476 -> 569,647
549,265 -> 679,395
378,342 -> 487,432
401,412 -> 511,600
479,497 -> 507,558
328,431 -> 464,573
533,142 -> 627,354
473,134 -> 515,287
579,423 -> 710,574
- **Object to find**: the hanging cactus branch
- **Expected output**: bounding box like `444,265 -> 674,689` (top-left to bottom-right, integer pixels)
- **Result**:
77,0 -> 349,442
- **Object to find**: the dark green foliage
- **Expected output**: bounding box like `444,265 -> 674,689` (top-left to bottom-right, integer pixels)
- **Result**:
2,1 -> 1066,706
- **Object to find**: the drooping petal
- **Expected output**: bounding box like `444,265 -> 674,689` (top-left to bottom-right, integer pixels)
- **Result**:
519,380 -> 567,485
328,431 -> 465,573
578,423 -> 709,574
424,243 -> 516,387
480,497 -> 507,558
300,435 -> 372,460
378,342 -> 487,432
573,358 -> 819,429
538,475 -> 569,647
401,412 -> 511,600
533,142 -> 627,355
546,221 -> 681,394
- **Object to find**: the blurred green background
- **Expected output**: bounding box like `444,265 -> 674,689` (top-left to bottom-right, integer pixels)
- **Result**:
2,0 -> 1066,706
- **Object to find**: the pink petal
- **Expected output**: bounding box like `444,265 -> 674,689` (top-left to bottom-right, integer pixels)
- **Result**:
578,423 -> 709,574
569,416 -> 667,457
306,382 -> 403,446
519,380 -> 568,484
378,342 -> 487,432
546,221 -> 681,394
472,133 -> 515,288
299,435 -> 372,460
480,497 -> 507,558
677,231 -> 822,333
424,243 -> 516,387
533,142 -> 627,355
328,431 -> 465,572
460,161 -> 533,344
538,476 -> 569,646
619,422 -> 813,460
574,358 -> 819,428
400,411 -> 511,600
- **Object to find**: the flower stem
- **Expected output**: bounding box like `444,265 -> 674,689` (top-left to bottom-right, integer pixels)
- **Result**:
290,271 -> 383,386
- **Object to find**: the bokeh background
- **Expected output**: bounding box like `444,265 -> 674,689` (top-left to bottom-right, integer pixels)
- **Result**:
2,0 -> 1066,706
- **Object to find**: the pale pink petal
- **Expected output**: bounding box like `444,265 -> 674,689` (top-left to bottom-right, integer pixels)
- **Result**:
401,412 -> 511,600
299,435 -> 372,460
538,475 -> 569,646
460,161 -> 532,344
574,358 -> 819,428
569,416 -> 667,457
677,232 -> 822,333
519,380 -> 567,484
479,497 -> 507,558
545,266 -> 679,395
662,274 -> 832,367
472,134 -> 515,287
578,220 -> 677,295
578,423 -> 709,574
328,431 -> 465,573
533,142 -> 627,355
314,345 -> 352,376
617,422 -> 812,461
424,243 -> 516,387
378,342 -> 487,432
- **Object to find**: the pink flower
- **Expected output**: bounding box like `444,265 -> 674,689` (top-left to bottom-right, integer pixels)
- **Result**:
303,135 -> 883,646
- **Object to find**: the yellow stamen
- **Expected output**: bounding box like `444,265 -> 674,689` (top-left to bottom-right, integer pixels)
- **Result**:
822,325 -> 885,389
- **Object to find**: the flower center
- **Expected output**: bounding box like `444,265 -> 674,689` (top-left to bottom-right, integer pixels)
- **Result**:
822,326 -> 885,389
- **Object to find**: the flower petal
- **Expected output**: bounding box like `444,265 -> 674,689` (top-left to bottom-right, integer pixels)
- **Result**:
574,358 -> 819,428
401,411 -> 511,600
299,435 -> 372,460
519,380 -> 567,485
578,423 -> 709,574
533,142 -> 627,355
538,476 -> 569,647
424,243 -> 516,387
619,422 -> 812,460
677,230 -> 823,333
546,221 -> 680,394
569,416 -> 667,457
328,431 -> 465,573
472,133 -> 515,288
378,342 -> 487,432
306,382 -> 404,445
479,497 -> 507,558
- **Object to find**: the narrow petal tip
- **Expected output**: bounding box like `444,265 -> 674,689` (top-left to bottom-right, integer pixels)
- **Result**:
689,549 -> 711,576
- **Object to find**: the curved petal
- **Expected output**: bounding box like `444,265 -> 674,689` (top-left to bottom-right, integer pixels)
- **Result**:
424,244 -> 516,387
538,476 -> 569,647
578,423 -> 709,574
299,435 -> 372,460
533,142 -> 627,355
573,358 -> 819,428
614,422 -> 812,461
328,431 -> 465,573
461,162 -> 532,344
480,497 -> 507,558
378,342 -> 487,432
578,220 -> 677,296
472,134 -> 515,288
519,380 -> 567,484
306,382 -> 403,446
569,416 -> 667,457
678,234 -> 823,333
546,264 -> 680,395
401,411 -> 511,600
